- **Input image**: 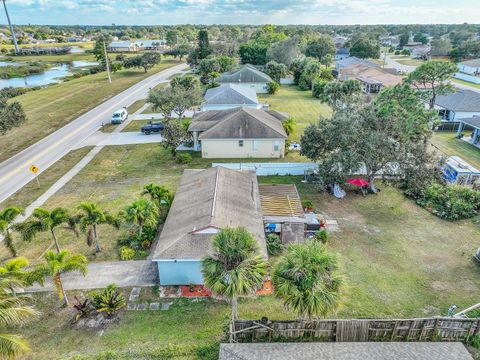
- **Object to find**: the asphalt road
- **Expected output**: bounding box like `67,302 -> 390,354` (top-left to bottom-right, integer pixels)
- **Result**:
0,63 -> 186,204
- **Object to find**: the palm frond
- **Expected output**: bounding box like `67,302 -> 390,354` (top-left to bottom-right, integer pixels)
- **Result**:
0,333 -> 30,358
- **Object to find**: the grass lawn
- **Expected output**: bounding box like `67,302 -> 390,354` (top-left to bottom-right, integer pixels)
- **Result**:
2,51 -> 97,63
431,132 -> 480,168
20,177 -> 480,359
258,85 -> 332,142
126,99 -> 146,114
390,55 -> 425,67
450,77 -> 480,89
121,119 -> 155,132
0,58 -> 182,163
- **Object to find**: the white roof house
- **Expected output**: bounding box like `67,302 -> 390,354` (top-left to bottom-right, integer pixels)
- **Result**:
107,41 -> 140,52
455,59 -> 480,85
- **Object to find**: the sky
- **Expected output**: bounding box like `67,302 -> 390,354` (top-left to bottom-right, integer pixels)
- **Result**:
4,0 -> 480,26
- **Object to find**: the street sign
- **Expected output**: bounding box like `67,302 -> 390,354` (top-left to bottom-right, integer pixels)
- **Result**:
29,165 -> 39,174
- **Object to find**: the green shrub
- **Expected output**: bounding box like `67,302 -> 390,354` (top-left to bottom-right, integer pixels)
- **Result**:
176,152 -> 192,164
266,233 -> 283,256
417,183 -> 480,220
465,334 -> 480,349
314,229 -> 329,244
302,199 -> 314,210
89,284 -> 126,317
119,246 -> 135,261
267,81 -> 280,94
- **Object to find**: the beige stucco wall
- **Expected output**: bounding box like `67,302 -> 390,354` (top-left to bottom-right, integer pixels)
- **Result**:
201,139 -> 285,158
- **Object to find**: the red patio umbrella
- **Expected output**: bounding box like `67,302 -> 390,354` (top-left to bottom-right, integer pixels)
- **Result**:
347,178 -> 369,187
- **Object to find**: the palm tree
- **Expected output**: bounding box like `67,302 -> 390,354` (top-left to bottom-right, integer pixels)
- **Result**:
77,202 -> 120,253
0,278 -> 39,358
124,198 -> 158,237
0,207 -> 24,257
141,184 -> 174,214
0,257 -> 45,294
15,208 -> 78,253
271,240 -> 342,320
282,117 -> 296,137
201,227 -> 267,322
36,250 -> 88,306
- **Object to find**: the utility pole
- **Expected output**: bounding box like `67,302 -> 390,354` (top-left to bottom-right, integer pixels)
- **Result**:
103,41 -> 112,83
2,0 -> 19,54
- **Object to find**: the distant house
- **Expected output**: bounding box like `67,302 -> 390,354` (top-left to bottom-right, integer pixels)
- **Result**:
107,41 -> 140,52
455,59 -> 480,85
338,64 -> 403,94
434,90 -> 480,121
333,35 -> 348,48
134,39 -> 166,50
335,48 -> 350,61
202,83 -> 261,111
411,45 -> 431,59
189,107 -> 288,158
218,64 -> 272,93
218,342 -> 474,360
335,56 -> 379,72
152,167 -> 267,286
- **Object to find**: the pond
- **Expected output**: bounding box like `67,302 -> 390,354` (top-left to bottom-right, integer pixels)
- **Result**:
0,60 -> 99,88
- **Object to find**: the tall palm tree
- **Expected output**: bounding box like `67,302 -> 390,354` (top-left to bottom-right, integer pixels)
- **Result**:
124,198 -> 158,237
77,202 -> 120,253
201,227 -> 267,322
271,240 -> 342,320
36,250 -> 88,306
15,208 -> 78,253
0,278 -> 39,358
0,207 -> 24,257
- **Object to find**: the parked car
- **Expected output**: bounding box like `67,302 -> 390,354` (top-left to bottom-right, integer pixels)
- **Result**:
141,121 -> 164,135
111,108 -> 128,124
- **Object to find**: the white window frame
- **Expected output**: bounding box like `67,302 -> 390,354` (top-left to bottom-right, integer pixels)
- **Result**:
238,140 -> 244,147
273,140 -> 280,151
252,140 -> 259,151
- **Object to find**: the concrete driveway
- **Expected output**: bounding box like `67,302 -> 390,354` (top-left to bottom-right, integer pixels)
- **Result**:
27,260 -> 158,292
384,55 -> 416,73
78,131 -> 163,147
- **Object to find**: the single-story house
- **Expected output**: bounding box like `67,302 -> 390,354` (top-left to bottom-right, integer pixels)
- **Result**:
411,45 -> 431,59
218,342 -> 474,360
259,184 -> 306,244
335,48 -> 350,61
218,64 -> 272,93
152,167 -> 267,285
202,83 -> 261,111
107,41 -> 140,52
189,107 -> 288,158
335,56 -> 379,72
455,58 -> 480,85
434,89 -> 480,121
135,39 -> 167,50
338,64 -> 403,93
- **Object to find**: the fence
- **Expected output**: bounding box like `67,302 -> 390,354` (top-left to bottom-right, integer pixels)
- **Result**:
212,162 -> 318,176
435,122 -> 474,132
231,318 -> 480,343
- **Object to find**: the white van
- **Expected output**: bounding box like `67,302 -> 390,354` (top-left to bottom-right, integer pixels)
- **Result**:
111,108 -> 128,124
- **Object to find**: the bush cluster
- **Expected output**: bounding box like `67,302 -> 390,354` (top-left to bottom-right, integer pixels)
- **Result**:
416,183 -> 480,220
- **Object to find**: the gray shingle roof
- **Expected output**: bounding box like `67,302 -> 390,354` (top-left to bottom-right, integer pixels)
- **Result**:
108,41 -> 135,48
204,84 -> 259,106
460,58 -> 480,67
191,107 -> 287,140
218,342 -> 473,360
459,115 -> 480,128
152,167 -> 267,260
219,64 -> 272,84
435,90 -> 480,112
336,56 -> 379,69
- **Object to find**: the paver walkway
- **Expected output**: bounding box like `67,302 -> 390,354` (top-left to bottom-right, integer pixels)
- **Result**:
27,260 -> 158,292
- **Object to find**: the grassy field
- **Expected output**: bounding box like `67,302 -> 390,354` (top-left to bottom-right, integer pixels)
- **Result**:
431,132 -> 480,168
389,55 -> 425,67
2,51 -> 97,63
19,176 -> 480,359
0,58 -> 182,163
259,85 -> 332,141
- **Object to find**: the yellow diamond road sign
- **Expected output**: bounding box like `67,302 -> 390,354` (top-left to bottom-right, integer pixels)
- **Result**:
29,165 -> 39,174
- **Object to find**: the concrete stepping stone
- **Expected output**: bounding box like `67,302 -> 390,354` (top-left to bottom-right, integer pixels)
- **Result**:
161,302 -> 172,311
136,303 -> 147,311
150,302 -> 160,310
129,287 -> 141,302
127,303 -> 137,311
